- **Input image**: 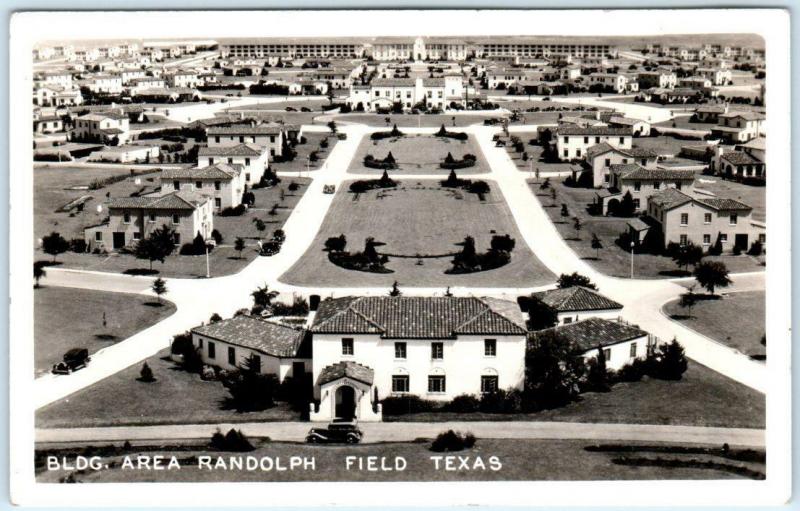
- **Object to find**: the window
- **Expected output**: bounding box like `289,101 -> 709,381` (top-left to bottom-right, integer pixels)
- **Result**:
704,213 -> 712,224
703,234 -> 711,245
633,199 -> 640,210
208,341 -> 216,359
680,213 -> 688,226
173,181 -> 180,190
394,342 -> 407,359
759,233 -> 766,244
195,181 -> 202,189
576,149 -> 582,157
428,375 -> 446,393
633,181 -> 641,191
341,338 -> 354,356
653,181 -> 661,190
619,137 -> 625,144
481,375 -> 499,393
604,158 -> 611,167
729,214 -> 738,225
133,232 -> 141,240
245,158 -> 251,166
484,339 -> 497,357
596,137 -> 601,144
214,198 -> 221,208
208,157 -> 214,165
680,234 -> 688,245
564,136 -> 569,143
94,231 -> 102,241
392,375 -> 410,393
563,149 -> 569,157
227,346 -> 236,365
239,136 -> 244,143
431,342 -> 444,360
250,355 -> 261,373
583,136 -> 589,144
214,181 -> 221,191
172,214 -> 180,224
123,212 -> 131,224
227,158 -> 233,164
630,343 -> 637,358
720,233 -> 728,243
214,136 -> 220,143
602,348 -> 611,361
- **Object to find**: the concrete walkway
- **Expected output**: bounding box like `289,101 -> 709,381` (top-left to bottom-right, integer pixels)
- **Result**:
36,421 -> 764,447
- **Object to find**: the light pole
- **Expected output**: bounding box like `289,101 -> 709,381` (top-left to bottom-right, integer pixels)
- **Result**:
306,155 -> 310,177
205,243 -> 211,278
630,240 -> 635,279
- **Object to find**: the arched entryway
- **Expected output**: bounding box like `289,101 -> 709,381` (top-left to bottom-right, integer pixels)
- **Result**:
335,385 -> 357,420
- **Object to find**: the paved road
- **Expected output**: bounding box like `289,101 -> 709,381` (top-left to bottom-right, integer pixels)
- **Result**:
36,115 -> 767,408
36,421 -> 764,447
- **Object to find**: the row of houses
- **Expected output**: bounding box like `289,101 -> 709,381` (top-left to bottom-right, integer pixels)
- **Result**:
185,289 -> 653,422
33,41 -> 200,62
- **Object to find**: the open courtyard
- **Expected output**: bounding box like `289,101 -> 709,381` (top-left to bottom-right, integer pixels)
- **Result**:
281,181 -> 554,288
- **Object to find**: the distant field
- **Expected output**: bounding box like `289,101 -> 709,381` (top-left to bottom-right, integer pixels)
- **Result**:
348,134 -> 488,175
281,182 -> 555,288
331,113 -> 502,127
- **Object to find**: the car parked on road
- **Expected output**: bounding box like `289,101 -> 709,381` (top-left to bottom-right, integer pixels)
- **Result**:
306,421 -> 363,444
52,348 -> 91,375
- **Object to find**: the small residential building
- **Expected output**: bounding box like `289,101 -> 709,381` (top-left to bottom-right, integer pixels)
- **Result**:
207,124 -> 284,158
347,75 -> 469,112
71,112 -> 130,144
584,142 -> 659,187
556,126 -> 633,161
530,317 -> 652,371
308,296 -> 528,422
84,74 -> 124,94
85,191 -> 213,251
711,139 -> 766,181
587,73 -> 633,93
33,115 -> 64,134
694,104 -> 728,123
596,164 -> 695,214
167,70 -> 200,89
191,315 -> 311,382
636,70 -> 676,89
120,69 -> 147,85
41,71 -> 74,89
129,77 -> 167,93
529,286 -> 623,325
646,188 -> 764,252
160,163 -> 246,210
711,112 -> 766,143
607,116 -> 651,137
696,67 -> 732,86
88,144 -> 159,163
197,143 -> 269,185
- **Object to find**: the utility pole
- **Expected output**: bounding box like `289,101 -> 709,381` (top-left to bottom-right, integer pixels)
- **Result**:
205,243 -> 211,278
630,240 -> 635,279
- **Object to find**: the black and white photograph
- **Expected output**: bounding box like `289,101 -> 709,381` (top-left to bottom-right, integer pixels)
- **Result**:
8,8 -> 792,507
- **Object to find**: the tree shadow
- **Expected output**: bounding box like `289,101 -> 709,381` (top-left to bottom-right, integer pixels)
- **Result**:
36,260 -> 63,267
658,269 -> 692,277
94,333 -> 118,341
668,314 -> 693,320
580,256 -> 600,261
124,268 -> 159,276
143,301 -> 164,308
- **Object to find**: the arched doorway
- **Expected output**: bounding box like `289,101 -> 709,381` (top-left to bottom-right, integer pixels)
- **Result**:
335,385 -> 356,420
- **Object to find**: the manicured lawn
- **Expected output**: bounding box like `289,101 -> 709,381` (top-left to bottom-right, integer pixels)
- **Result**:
226,98 -> 330,111
36,348 -> 301,429
46,178 -> 311,278
385,362 -> 764,429
34,287 -> 175,378
331,113 -> 502,128
663,291 -> 766,359
281,182 -> 555,288
630,135 -> 697,156
35,438 -> 763,483
271,133 -> 339,173
532,177 -> 765,279
348,134 -> 488,175
503,137 -> 575,174
34,165 -> 161,245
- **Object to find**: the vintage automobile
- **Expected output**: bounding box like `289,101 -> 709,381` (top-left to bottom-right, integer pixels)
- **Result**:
52,348 -> 91,375
305,422 -> 363,444
322,184 -> 336,194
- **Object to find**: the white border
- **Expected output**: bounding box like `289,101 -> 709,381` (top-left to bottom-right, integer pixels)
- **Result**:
9,9 -> 791,507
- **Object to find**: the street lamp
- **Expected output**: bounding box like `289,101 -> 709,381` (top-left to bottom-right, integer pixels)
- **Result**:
306,155 -> 311,177
205,242 -> 211,278
630,240 -> 635,279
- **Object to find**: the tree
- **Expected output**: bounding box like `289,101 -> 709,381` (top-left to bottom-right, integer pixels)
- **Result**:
139,361 -> 155,382
490,234 -> 515,253
617,191 -> 636,217
389,281 -> 402,297
693,261 -> 731,295
42,232 -> 69,262
151,277 -> 167,303
524,329 -> 586,411
560,203 -> 569,220
324,234 -> 347,253
33,262 -> 46,288
327,120 -> 337,134
584,346 -> 610,392
550,187 -> 557,206
590,233 -> 603,259
649,339 -> 688,380
253,218 -> 266,232
526,296 -> 558,330
557,272 -> 597,290
221,355 -> 278,412
572,216 -> 582,239
135,225 -> 177,271
707,233 -> 724,256
251,284 -> 279,311
234,237 -> 246,259
678,285 -> 697,318
539,177 -> 551,190
669,242 -> 704,273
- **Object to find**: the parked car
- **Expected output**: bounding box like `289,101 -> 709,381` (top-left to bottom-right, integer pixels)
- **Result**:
285,107 -> 297,112
323,184 -> 336,194
306,422 -> 363,444
52,348 -> 90,375
301,106 -> 311,112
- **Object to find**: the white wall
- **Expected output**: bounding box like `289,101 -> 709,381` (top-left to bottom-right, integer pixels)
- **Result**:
581,333 -> 650,371
192,332 -> 311,381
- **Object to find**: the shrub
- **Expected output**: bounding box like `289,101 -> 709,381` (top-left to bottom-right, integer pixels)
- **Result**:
430,430 -> 476,452
479,389 -> 522,413
288,181 -> 300,192
271,295 -> 309,316
221,356 -> 279,412
447,394 -> 480,413
648,339 -> 688,380
209,313 -> 223,323
615,358 -> 649,382
210,428 -> 255,452
69,238 -> 88,253
139,362 -> 155,382
557,272 -> 597,290
747,240 -> 763,256
219,204 -> 246,216
381,394 -> 439,415
211,229 -> 223,245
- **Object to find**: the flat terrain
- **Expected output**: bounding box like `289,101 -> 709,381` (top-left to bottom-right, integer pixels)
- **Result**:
694,176 -> 766,222
271,133 -> 339,173
663,291 -> 766,360
281,182 -> 555,288
35,438 -> 764,483
331,113 -> 504,127
36,348 -> 301,428
34,287 -> 175,378
385,362 -> 764,428
630,135 -> 697,156
41,178 -> 311,278
533,177 -> 765,279
348,134 -> 488,175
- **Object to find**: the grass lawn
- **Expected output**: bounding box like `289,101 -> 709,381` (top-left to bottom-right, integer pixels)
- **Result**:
503,138 -> 575,174
663,291 -> 766,360
36,348 -> 301,429
281,182 -> 555,288
34,287 -> 176,378
34,165 -> 161,245
45,178 -> 311,279
693,176 -> 766,222
385,362 -> 764,429
271,133 -> 339,173
226,98 -> 330,111
532,177 -> 764,279
35,438 -> 763,483
348,134 -> 488,175
631,135 -> 696,156
332,113 -> 503,128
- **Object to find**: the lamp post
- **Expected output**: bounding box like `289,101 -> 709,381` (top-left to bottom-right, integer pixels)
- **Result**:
205,242 -> 211,278
306,155 -> 310,177
630,240 -> 635,279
